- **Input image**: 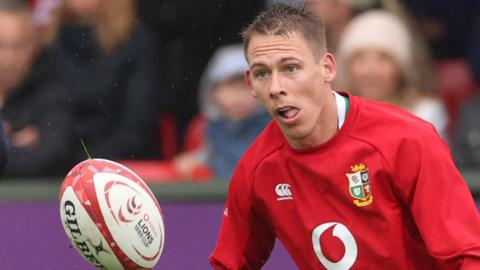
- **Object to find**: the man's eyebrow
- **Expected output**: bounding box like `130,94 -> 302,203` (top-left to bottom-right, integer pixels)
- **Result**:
280,57 -> 300,63
249,58 -> 301,69
250,63 -> 266,69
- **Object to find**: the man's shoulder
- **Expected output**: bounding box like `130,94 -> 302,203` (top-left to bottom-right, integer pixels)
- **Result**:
353,96 -> 439,140
349,96 -> 446,163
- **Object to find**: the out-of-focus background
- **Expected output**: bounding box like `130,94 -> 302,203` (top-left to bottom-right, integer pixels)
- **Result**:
0,0 -> 479,269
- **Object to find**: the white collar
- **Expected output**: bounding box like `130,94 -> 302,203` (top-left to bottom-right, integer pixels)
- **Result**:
333,91 -> 346,130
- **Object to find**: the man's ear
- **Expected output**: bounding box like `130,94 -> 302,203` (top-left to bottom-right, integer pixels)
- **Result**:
245,70 -> 257,97
323,53 -> 337,83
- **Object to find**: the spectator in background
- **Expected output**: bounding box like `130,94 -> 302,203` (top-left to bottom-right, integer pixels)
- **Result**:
305,0 -> 378,52
174,44 -> 270,180
0,0 -> 72,177
336,10 -> 448,139
49,0 -> 167,162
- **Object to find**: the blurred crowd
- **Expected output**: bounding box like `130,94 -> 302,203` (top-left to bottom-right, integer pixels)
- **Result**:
0,0 -> 479,181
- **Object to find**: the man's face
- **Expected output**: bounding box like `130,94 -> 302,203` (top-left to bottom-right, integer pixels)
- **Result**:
245,32 -> 336,148
0,11 -> 35,92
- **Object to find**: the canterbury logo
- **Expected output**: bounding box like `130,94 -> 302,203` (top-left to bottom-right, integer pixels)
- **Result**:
275,183 -> 293,201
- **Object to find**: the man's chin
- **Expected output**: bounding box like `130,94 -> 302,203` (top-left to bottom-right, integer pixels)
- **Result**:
279,125 -> 308,141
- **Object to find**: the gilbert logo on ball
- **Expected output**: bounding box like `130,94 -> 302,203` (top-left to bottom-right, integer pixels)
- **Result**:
59,159 -> 165,270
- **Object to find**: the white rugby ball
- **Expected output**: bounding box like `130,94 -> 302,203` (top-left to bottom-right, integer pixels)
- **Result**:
59,159 -> 165,270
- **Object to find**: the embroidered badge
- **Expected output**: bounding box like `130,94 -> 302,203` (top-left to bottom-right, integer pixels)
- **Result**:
346,163 -> 373,207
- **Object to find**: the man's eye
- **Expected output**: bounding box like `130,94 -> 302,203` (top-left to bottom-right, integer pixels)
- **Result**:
255,71 -> 268,78
287,66 -> 297,73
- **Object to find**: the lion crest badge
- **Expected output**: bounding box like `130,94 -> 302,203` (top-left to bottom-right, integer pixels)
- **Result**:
346,163 -> 373,207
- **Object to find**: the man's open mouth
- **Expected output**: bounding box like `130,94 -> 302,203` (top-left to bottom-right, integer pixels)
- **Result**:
277,106 -> 300,120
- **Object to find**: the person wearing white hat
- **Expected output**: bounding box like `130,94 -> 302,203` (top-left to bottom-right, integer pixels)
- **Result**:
337,10 -> 448,139
174,44 -> 270,179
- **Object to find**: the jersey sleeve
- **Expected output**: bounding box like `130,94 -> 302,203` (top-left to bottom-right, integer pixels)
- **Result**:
209,161 -> 275,270
391,126 -> 480,268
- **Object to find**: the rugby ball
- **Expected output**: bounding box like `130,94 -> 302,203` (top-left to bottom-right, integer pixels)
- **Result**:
59,159 -> 165,270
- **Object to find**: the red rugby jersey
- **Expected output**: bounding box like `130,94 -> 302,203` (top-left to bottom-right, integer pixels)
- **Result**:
210,93 -> 480,270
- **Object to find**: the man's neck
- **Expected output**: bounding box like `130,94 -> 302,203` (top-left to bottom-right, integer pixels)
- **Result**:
287,91 -> 339,150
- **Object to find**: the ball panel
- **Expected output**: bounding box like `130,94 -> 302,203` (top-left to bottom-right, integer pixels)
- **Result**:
60,186 -> 125,269
94,172 -> 165,268
94,159 -> 164,215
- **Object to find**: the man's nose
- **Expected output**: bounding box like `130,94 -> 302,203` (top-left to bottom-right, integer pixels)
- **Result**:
269,72 -> 286,98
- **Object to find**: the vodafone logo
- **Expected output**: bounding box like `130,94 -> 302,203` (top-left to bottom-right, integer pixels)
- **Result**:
312,222 -> 357,270
275,183 -> 293,201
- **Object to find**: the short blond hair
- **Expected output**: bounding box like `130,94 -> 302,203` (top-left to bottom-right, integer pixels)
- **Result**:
242,4 -> 327,60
